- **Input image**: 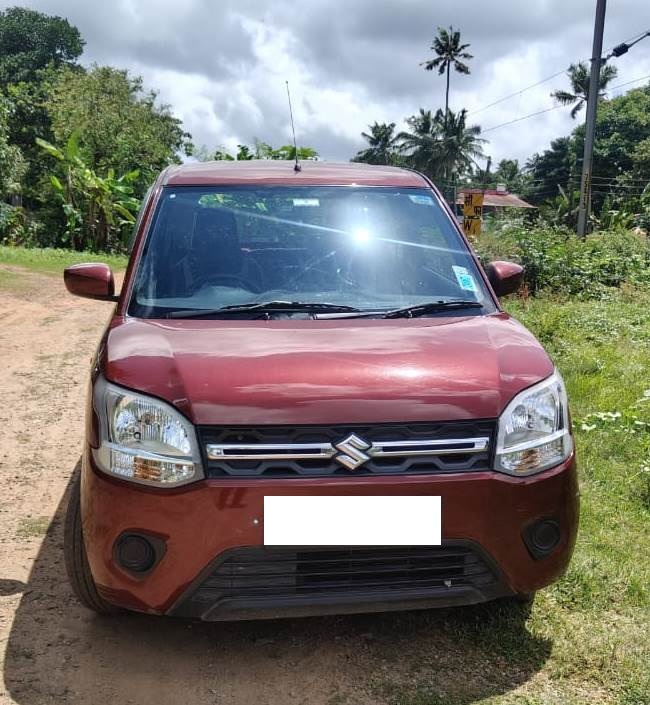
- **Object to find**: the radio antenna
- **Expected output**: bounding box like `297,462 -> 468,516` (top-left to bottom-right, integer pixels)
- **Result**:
285,80 -> 301,172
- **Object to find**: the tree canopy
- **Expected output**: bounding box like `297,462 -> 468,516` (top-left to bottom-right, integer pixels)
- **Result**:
0,97 -> 25,196
352,122 -> 400,165
210,141 -> 319,161
0,6 -> 84,86
353,108 -> 485,184
46,66 -> 192,198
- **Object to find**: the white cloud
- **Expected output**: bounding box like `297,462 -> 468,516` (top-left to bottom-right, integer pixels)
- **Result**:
7,0 -> 650,168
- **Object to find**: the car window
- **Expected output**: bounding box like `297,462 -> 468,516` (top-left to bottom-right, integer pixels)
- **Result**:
128,185 -> 494,317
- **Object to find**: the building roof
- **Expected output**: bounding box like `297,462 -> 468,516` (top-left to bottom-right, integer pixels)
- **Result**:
456,190 -> 536,209
164,160 -> 429,188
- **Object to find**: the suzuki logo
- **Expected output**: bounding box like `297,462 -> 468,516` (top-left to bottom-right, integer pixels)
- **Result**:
333,434 -> 372,471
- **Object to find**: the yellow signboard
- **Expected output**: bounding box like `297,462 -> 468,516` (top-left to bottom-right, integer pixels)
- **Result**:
462,191 -> 484,237
462,217 -> 482,237
462,191 -> 484,217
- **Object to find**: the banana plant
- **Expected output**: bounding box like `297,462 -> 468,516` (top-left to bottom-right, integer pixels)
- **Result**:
37,131 -> 140,251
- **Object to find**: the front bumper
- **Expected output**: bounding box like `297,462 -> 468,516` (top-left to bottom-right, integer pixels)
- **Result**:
80,449 -> 578,619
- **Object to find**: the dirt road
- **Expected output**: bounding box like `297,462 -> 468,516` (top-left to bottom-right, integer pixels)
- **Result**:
0,266 -> 546,705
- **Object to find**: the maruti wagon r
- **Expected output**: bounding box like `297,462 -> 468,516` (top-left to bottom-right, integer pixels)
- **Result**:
63,161 -> 578,620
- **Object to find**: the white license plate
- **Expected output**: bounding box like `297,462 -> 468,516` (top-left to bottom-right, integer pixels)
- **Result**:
263,496 -> 441,546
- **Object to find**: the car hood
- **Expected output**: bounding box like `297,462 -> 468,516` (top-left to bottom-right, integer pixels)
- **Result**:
102,313 -> 553,425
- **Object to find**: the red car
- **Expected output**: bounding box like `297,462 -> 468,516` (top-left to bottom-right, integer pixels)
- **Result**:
63,161 -> 578,621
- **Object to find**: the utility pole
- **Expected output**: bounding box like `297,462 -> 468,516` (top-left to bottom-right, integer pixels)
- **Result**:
576,0 -> 607,237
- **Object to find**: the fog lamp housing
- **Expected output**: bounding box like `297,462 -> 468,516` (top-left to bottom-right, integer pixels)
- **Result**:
523,518 -> 562,559
113,532 -> 166,575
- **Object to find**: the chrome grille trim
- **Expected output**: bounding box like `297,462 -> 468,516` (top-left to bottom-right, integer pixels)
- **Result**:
206,437 -> 489,461
206,442 -> 333,461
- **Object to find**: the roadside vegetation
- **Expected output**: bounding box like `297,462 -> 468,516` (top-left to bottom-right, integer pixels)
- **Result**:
0,244 -> 127,276
474,219 -> 650,297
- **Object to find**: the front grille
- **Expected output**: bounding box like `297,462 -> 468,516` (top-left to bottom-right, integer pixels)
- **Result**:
198,421 -> 495,478
179,544 -> 498,614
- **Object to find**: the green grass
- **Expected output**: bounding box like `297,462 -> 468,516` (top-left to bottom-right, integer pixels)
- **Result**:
372,289 -> 650,705
16,516 -> 50,539
0,245 -> 128,275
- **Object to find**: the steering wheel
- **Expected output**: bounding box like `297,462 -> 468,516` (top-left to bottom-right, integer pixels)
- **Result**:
193,273 -> 262,294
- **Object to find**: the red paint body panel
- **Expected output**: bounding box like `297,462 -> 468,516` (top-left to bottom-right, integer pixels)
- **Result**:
486,261 -> 525,297
103,313 -> 553,425
64,263 -> 115,301
81,449 -> 578,613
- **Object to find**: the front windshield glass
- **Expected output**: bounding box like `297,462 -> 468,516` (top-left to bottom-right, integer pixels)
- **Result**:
128,185 -> 495,318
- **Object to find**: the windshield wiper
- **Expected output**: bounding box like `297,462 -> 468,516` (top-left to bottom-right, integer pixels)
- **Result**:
166,301 -> 362,319
383,300 -> 483,319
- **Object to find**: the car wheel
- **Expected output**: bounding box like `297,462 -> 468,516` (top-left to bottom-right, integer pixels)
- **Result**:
64,470 -> 119,614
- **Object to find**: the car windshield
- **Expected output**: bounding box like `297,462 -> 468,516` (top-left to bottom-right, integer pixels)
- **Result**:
128,185 -> 495,318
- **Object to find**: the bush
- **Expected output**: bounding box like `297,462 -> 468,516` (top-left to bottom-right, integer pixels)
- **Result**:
474,223 -> 650,298
0,203 -> 43,246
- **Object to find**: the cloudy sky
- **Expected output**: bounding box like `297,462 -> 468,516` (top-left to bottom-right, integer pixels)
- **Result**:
6,0 -> 650,167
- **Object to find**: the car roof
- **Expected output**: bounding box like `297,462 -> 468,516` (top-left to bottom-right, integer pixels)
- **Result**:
163,160 -> 429,188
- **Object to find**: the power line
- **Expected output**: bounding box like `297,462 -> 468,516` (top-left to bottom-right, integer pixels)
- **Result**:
481,104 -> 564,133
476,73 -> 650,135
608,73 -> 650,93
468,69 -> 569,116
467,28 -> 650,119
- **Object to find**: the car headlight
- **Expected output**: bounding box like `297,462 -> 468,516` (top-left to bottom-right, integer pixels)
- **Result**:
92,376 -> 203,487
495,371 -> 573,476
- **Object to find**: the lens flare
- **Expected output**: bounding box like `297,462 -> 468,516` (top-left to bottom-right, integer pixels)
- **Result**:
352,227 -> 371,244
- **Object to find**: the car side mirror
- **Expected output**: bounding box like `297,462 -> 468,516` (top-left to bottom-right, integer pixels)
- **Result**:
485,261 -> 524,297
64,263 -> 118,302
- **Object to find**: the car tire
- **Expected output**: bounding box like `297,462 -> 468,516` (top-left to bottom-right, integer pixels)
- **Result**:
64,470 -> 119,614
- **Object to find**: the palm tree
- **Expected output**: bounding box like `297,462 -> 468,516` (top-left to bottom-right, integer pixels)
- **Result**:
434,108 -> 486,181
421,26 -> 473,119
397,109 -> 441,177
551,62 -> 618,119
398,108 -> 485,183
353,122 -> 400,165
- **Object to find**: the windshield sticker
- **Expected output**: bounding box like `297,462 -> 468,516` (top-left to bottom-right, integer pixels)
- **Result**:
452,265 -> 478,292
408,194 -> 435,206
292,198 -> 320,207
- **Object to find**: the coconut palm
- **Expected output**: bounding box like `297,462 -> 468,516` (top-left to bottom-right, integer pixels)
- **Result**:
434,108 -> 486,181
398,108 -> 485,182
551,62 -> 618,119
421,26 -> 473,119
352,122 -> 400,165
397,109 -> 441,176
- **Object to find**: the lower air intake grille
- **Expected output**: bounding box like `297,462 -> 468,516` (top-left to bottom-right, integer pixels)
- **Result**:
175,543 -> 499,619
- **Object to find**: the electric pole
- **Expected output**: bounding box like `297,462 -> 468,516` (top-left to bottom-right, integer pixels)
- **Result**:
576,0 -> 607,237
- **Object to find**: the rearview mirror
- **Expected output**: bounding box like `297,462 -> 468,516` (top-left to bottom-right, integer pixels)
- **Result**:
64,263 -> 117,302
485,261 -> 524,297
